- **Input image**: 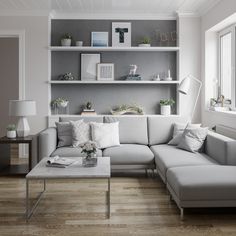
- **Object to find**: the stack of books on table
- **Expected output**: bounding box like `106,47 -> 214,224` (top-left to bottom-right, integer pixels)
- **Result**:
46,156 -> 75,168
81,109 -> 97,116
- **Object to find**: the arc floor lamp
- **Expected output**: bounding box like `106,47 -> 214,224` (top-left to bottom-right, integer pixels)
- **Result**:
178,74 -> 202,120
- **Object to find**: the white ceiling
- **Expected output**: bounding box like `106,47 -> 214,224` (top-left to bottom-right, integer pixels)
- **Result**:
0,0 -> 222,18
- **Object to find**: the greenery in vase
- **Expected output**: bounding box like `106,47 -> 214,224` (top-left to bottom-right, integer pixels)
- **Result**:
51,97 -> 68,107
160,99 -> 175,106
61,33 -> 72,40
79,141 -> 97,157
6,124 -> 16,131
140,37 -> 151,44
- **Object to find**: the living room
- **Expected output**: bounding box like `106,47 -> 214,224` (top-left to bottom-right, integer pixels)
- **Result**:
0,0 -> 236,235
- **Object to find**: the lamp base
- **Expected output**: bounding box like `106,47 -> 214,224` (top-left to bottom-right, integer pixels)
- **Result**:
17,117 -> 30,137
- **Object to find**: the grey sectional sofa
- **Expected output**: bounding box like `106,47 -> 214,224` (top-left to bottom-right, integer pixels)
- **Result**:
37,115 -> 236,217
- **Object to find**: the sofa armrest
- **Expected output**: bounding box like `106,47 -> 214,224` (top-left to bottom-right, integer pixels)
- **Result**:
38,127 -> 57,160
205,131 -> 236,165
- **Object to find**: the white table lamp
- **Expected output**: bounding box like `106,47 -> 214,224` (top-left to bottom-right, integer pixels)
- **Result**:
9,100 -> 36,137
178,75 -> 202,120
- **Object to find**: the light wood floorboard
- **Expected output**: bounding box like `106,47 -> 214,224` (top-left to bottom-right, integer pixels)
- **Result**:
0,175 -> 236,236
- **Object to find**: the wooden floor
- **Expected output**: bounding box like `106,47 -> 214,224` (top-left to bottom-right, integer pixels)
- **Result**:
1,174 -> 236,236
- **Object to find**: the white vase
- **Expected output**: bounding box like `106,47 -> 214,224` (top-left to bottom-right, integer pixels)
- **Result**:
7,130 -> 16,139
138,44 -> 151,47
58,101 -> 68,108
160,105 -> 171,116
61,39 -> 71,46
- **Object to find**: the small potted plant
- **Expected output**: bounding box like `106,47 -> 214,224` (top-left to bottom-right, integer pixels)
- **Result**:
160,99 -> 175,116
138,37 -> 151,47
6,124 -> 16,139
61,33 -> 72,47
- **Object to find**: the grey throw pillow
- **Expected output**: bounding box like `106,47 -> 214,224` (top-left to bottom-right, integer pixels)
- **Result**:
168,123 -> 201,145
56,122 -> 72,147
177,127 -> 208,153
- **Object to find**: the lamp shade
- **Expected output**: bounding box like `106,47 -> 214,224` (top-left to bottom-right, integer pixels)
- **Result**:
178,76 -> 190,95
9,100 -> 36,117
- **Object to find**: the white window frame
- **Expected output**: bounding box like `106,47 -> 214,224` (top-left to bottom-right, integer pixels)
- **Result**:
218,24 -> 236,110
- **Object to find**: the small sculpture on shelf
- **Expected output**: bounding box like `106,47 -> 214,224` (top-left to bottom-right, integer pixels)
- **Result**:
51,98 -> 69,115
164,70 -> 172,81
58,72 -> 77,81
126,65 -> 141,81
111,104 -> 144,115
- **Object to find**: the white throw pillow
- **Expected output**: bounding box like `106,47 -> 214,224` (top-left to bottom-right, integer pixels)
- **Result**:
70,120 -> 90,147
91,122 -> 120,149
177,127 -> 208,153
168,123 -> 201,146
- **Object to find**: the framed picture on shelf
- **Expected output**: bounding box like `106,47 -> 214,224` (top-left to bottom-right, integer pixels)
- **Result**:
112,22 -> 131,47
97,63 -> 114,81
91,32 -> 109,47
81,53 -> 101,81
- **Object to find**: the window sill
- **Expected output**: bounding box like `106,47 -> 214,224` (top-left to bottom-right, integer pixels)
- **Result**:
206,109 -> 236,117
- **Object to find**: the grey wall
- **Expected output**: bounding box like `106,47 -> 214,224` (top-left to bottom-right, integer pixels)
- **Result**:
52,51 -> 177,81
51,19 -> 177,115
0,38 -> 18,136
51,20 -> 177,47
52,84 -> 177,115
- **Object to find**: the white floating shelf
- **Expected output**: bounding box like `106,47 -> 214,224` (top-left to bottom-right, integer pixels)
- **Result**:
48,80 -> 180,84
49,46 -> 180,52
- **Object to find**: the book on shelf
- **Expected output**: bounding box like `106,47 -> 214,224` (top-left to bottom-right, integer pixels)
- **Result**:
46,156 -> 75,168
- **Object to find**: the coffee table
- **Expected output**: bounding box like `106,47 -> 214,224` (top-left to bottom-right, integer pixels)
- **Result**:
25,156 -> 111,220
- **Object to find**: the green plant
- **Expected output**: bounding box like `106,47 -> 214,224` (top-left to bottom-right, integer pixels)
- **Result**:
7,124 -> 16,131
61,33 -> 72,40
51,97 -> 68,107
140,36 -> 151,44
160,99 -> 175,106
85,102 -> 92,110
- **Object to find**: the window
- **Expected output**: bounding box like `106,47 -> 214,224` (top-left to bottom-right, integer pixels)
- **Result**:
218,25 -> 235,109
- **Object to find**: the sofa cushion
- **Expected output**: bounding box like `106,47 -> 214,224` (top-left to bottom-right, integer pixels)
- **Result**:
151,144 -> 217,182
104,116 -> 148,145
103,144 -> 154,165
167,166 -> 236,202
148,116 -> 189,145
51,147 -> 102,157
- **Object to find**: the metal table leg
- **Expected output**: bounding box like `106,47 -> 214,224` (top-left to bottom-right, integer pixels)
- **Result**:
108,178 -> 110,218
26,179 -> 46,221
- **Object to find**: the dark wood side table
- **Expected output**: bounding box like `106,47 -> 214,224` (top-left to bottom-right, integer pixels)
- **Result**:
0,136 -> 34,176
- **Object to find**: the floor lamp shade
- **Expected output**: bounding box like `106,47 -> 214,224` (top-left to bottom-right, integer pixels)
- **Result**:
178,76 -> 190,95
178,75 -> 202,121
9,100 -> 36,137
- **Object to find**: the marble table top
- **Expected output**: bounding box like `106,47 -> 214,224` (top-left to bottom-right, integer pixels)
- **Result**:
26,157 -> 110,179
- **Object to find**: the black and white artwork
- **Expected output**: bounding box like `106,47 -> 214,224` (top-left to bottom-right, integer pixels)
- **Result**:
112,22 -> 131,47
